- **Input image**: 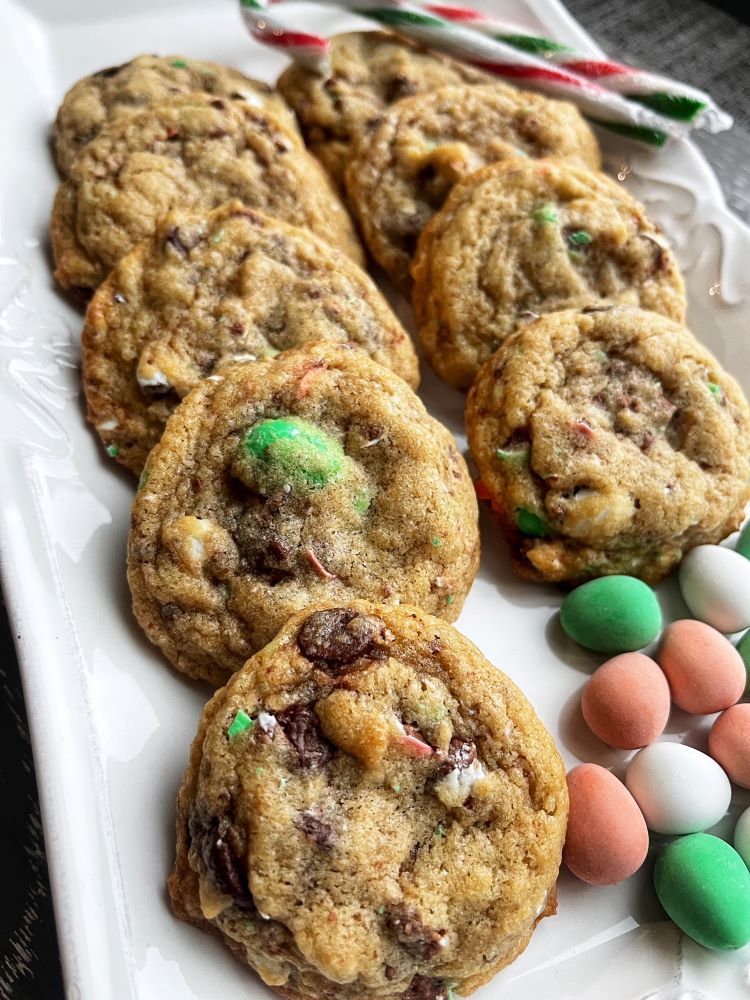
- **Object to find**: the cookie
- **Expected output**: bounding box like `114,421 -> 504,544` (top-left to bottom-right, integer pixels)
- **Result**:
82,202 -> 419,474
54,54 -> 298,177
128,344 -> 479,685
413,158 -> 687,389
466,307 -> 750,585
168,601 -> 568,1000
51,93 -> 363,292
345,85 -> 601,291
277,31 -> 498,185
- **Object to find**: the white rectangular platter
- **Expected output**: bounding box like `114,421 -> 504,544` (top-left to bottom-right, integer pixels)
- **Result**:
1,0 -> 749,998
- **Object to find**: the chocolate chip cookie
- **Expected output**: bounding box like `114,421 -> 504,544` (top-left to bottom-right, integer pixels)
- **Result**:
82,201 -> 418,474
345,85 -> 601,291
168,601 -> 568,999
54,54 -> 298,177
466,307 -> 750,585
413,158 -> 687,389
51,93 -> 363,292
128,344 -> 479,685
277,31 -> 498,185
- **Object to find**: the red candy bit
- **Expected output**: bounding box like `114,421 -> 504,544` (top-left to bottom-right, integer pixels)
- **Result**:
474,479 -> 492,501
398,733 -> 434,758
571,420 -> 593,442
295,360 -> 328,399
304,547 -> 337,580
474,479 -> 505,522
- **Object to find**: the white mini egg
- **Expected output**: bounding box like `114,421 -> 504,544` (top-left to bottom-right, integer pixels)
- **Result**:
735,807 -> 750,870
625,742 -> 731,835
679,545 -> 750,633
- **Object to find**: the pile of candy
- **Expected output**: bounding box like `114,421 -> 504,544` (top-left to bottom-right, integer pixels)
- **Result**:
561,522 -> 750,951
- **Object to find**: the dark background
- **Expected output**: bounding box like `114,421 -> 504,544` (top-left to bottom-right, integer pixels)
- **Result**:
1,1 -> 749,996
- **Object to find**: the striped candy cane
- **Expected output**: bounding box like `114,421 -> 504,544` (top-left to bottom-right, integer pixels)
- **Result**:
420,2 -> 731,133
268,0 -> 687,144
239,0 -> 331,73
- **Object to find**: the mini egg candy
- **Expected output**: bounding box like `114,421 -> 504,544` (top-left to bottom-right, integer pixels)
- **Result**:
734,806 -> 750,869
563,763 -> 649,885
737,520 -> 750,560
654,834 -> 750,950
560,576 -> 662,654
581,653 -> 670,749
658,619 -> 745,714
708,704 -> 750,789
678,545 -> 750,633
234,417 -> 345,494
625,742 -> 731,835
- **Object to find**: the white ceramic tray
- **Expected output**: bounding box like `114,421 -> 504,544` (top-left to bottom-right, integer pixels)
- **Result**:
1,0 -> 749,997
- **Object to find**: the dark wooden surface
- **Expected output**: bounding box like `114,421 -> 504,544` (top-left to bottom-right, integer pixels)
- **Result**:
1,1 -> 748,997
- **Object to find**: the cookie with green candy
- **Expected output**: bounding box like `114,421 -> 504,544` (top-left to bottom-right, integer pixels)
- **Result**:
128,343 -> 479,685
345,86 -> 600,292
168,601 -> 568,1000
413,158 -> 686,388
466,307 -> 750,585
54,53 -> 299,177
82,202 -> 417,473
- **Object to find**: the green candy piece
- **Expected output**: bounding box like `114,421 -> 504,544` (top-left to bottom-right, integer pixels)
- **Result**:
515,507 -> 551,538
239,418 -> 344,493
106,444 -> 119,458
560,575 -> 662,653
534,203 -> 558,224
228,709 -> 253,740
567,230 -> 593,247
708,381 -> 723,401
353,490 -> 372,516
737,629 -> 750,695
169,58 -> 189,68
496,445 -> 529,463
654,834 -> 750,950
737,521 -> 750,560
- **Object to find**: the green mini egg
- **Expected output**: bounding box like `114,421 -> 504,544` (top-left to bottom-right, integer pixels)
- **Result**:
236,417 -> 345,493
654,834 -> 750,950
560,575 -> 662,653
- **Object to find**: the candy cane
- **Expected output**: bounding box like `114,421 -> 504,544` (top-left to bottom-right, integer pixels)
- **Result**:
268,0 -> 687,144
420,2 -> 731,133
239,0 -> 331,74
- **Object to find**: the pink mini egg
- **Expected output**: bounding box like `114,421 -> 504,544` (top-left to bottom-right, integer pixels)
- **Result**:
658,619 -> 745,715
581,652 -> 670,749
563,763 -> 649,885
709,704 -> 750,789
